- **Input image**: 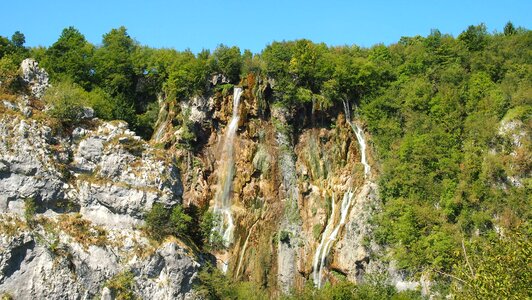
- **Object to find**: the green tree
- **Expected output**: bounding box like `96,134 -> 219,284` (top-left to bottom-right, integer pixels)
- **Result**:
94,26 -> 137,97
211,44 -> 242,83
503,21 -> 516,36
0,56 -> 21,92
144,203 -> 192,241
44,27 -> 94,89
164,50 -> 210,101
43,81 -> 89,123
11,31 -> 25,48
458,23 -> 489,51
451,227 -> 531,299
0,36 -> 12,59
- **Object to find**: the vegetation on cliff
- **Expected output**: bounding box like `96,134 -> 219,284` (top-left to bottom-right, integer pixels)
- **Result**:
1,21 -> 530,298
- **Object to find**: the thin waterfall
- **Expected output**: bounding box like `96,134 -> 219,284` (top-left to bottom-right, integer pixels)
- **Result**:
312,191 -> 336,286
312,100 -> 372,287
312,189 -> 355,288
213,87 -> 243,247
343,100 -> 371,177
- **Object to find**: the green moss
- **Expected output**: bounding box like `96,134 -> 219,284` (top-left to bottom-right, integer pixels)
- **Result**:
105,271 -> 137,300
313,224 -> 322,240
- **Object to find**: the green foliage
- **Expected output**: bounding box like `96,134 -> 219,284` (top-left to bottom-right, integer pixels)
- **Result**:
0,55 -> 21,93
284,276 -> 421,300
196,264 -> 269,300
11,31 -> 25,48
94,26 -> 137,97
24,197 -> 37,226
163,50 -> 211,101
504,21 -> 517,36
458,23 -> 488,51
43,81 -> 89,123
0,31 -> 28,62
144,203 -> 192,241
211,44 -> 242,83
451,226 -> 531,299
43,80 -> 120,123
200,211 -> 225,251
105,270 -> 137,300
43,26 -> 94,89
364,23 -> 531,281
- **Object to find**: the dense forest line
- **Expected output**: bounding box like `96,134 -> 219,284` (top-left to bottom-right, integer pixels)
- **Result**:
0,22 -> 530,298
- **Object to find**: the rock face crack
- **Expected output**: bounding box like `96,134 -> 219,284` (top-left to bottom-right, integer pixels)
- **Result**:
1,239 -> 35,281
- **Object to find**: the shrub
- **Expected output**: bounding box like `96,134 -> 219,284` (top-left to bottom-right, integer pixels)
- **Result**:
144,203 -> 191,241
200,211 -> 225,251
43,80 -> 118,124
0,55 -> 23,93
105,271 -> 137,300
24,197 -> 37,226
43,81 -> 87,123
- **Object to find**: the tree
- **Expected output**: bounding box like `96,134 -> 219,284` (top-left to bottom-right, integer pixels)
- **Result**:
503,21 -> 516,36
144,203 -> 192,241
42,81 -> 89,123
459,23 -> 489,51
211,44 -> 242,83
93,26 -> 136,97
288,39 -> 329,93
11,31 -> 25,48
0,56 -> 20,92
0,36 -> 14,59
44,27 -> 94,89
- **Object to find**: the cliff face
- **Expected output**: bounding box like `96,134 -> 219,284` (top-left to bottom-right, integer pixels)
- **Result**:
151,74 -> 383,294
0,60 -> 200,299
0,61 -> 397,297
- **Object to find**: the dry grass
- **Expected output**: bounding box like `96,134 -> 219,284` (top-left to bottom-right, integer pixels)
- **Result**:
0,215 -> 28,237
58,213 -> 109,249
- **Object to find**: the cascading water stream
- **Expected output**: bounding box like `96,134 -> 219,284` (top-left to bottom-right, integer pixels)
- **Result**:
312,190 -> 355,288
312,100 -> 372,287
343,100 -> 371,177
213,87 -> 243,248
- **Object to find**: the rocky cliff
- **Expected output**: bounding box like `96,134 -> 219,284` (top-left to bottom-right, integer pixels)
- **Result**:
0,60 -> 415,298
0,60 -> 200,299
149,73 -> 390,295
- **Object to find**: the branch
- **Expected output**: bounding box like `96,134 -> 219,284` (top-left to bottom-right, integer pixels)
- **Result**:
433,269 -> 469,286
462,239 -> 475,278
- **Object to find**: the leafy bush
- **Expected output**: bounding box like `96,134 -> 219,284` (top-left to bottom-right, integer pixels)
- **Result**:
105,271 -> 137,300
43,81 -> 88,123
24,197 -> 37,227
200,211 -> 225,251
196,264 -> 269,300
451,226 -> 531,299
0,56 -> 21,93
144,203 -> 191,241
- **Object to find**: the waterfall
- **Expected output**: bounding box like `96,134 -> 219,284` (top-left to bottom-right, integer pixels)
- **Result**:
312,190 -> 355,288
343,100 -> 370,177
312,100 -> 372,287
213,87 -> 243,247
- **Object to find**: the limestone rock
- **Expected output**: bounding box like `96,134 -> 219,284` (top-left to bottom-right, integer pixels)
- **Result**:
0,225 -> 199,299
20,58 -> 50,99
0,117 -> 65,213
71,121 -> 183,227
211,73 -> 230,86
132,242 -> 200,299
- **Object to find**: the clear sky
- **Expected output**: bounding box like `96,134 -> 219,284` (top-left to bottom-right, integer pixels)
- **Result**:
1,0 -> 530,53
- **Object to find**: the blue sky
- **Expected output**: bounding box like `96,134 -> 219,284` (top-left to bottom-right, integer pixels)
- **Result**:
1,0 -> 530,53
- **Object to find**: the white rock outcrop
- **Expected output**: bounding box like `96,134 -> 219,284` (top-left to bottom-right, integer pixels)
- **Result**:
20,58 -> 50,99
0,100 -> 198,299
